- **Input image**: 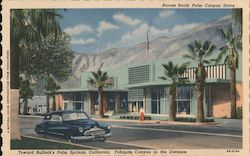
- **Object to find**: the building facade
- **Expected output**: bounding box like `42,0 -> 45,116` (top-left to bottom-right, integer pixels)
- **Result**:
51,54 -> 242,118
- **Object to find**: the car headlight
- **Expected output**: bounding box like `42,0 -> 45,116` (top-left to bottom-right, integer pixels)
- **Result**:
78,127 -> 84,133
107,126 -> 111,129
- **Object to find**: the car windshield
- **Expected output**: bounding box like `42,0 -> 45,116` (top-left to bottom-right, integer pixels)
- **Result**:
62,112 -> 88,121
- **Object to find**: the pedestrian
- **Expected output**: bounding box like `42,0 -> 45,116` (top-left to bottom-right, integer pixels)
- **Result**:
139,105 -> 145,123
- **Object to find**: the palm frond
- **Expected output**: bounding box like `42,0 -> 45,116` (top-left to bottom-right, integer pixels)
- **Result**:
194,40 -> 201,50
187,44 -> 196,56
205,44 -> 216,57
178,63 -> 187,75
178,78 -> 190,85
159,76 -> 168,80
216,28 -> 227,41
183,54 -> 195,61
202,60 -> 210,65
91,71 -> 99,80
224,55 -> 229,65
216,47 -> 227,64
227,25 -> 233,40
203,40 -> 210,51
232,9 -> 242,26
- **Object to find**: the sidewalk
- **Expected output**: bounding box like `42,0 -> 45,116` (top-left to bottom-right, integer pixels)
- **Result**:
19,114 -> 242,127
94,118 -> 220,126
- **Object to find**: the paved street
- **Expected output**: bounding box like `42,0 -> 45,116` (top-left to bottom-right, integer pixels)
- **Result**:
19,116 -> 242,149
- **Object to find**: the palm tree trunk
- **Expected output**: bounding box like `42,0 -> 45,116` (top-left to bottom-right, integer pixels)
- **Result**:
52,95 -> 56,111
47,95 -> 50,113
11,39 -> 20,89
18,102 -> 21,115
196,82 -> 205,122
230,66 -> 237,118
169,84 -> 176,121
98,88 -> 104,118
23,99 -> 29,115
196,64 -> 205,122
115,93 -> 121,113
10,40 -> 21,139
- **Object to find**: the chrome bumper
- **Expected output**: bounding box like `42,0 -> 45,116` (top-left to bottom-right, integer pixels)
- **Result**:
71,132 -> 112,141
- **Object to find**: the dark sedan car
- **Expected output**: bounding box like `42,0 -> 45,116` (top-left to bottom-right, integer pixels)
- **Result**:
35,110 -> 111,142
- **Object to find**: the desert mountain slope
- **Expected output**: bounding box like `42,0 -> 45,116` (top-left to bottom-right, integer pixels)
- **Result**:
59,15 -> 232,89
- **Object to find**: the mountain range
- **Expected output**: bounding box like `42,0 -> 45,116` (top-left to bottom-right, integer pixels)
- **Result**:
34,15 -> 232,94
63,15 -> 231,88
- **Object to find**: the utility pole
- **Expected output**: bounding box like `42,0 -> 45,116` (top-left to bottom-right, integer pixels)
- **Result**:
146,27 -> 150,58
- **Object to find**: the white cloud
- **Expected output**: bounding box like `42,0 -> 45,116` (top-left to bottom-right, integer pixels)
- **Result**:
97,21 -> 119,36
169,23 -> 200,36
159,10 -> 175,18
104,22 -> 199,49
71,38 -> 96,45
117,23 -> 168,46
64,24 -> 93,36
113,13 -> 142,26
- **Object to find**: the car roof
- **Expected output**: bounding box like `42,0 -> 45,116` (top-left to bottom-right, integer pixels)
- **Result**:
46,110 -> 86,116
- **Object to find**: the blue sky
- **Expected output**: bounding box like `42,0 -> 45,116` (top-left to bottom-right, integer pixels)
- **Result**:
59,9 -> 231,54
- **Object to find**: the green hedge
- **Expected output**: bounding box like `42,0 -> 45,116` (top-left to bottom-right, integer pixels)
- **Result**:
120,115 -> 151,120
175,117 -> 214,122
236,107 -> 242,119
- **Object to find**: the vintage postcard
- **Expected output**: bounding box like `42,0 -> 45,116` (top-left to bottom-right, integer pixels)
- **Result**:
2,0 -> 250,156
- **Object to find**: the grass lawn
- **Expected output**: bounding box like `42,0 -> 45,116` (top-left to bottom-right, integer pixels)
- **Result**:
11,136 -> 91,149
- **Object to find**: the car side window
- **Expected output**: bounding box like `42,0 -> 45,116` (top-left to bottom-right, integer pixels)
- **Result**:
50,114 -> 63,122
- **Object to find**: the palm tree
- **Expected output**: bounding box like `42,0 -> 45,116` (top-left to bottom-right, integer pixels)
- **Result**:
10,9 -> 62,139
89,68 -> 110,118
183,40 -> 216,122
44,76 -> 61,112
159,62 -> 187,121
11,9 -> 62,88
232,9 -> 242,34
20,79 -> 34,115
216,25 -> 241,118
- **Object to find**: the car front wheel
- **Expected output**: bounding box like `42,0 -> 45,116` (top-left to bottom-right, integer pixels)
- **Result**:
64,133 -> 73,143
98,138 -> 106,142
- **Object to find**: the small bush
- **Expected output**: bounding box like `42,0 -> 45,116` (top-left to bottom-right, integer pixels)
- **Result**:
236,107 -> 242,119
119,115 -> 152,120
103,115 -> 109,118
175,117 -> 213,122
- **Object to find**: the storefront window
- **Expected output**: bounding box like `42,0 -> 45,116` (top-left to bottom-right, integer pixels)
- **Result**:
151,88 -> 164,114
106,92 -> 115,111
63,92 -> 84,110
176,86 -> 191,114
120,92 -> 128,111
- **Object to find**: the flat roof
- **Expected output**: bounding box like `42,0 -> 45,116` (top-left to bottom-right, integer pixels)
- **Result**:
125,79 -> 230,88
53,79 -> 231,93
55,88 -> 128,93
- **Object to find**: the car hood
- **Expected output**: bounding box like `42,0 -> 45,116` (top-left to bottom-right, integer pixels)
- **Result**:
64,119 -> 99,128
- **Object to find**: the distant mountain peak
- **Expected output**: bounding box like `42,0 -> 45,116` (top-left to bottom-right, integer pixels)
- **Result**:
59,15 -> 233,90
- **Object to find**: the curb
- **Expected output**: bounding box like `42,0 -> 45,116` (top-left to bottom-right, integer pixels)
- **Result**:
22,135 -> 101,149
19,115 -> 220,126
94,118 -> 220,126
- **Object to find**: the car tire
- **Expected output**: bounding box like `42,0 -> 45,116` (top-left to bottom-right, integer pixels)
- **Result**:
99,138 -> 106,142
65,133 -> 73,143
38,133 -> 47,138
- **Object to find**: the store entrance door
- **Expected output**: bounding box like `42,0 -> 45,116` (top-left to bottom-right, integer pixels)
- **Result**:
151,89 -> 161,114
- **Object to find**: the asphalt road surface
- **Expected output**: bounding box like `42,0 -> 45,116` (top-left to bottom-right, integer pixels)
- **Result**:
19,116 -> 242,149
